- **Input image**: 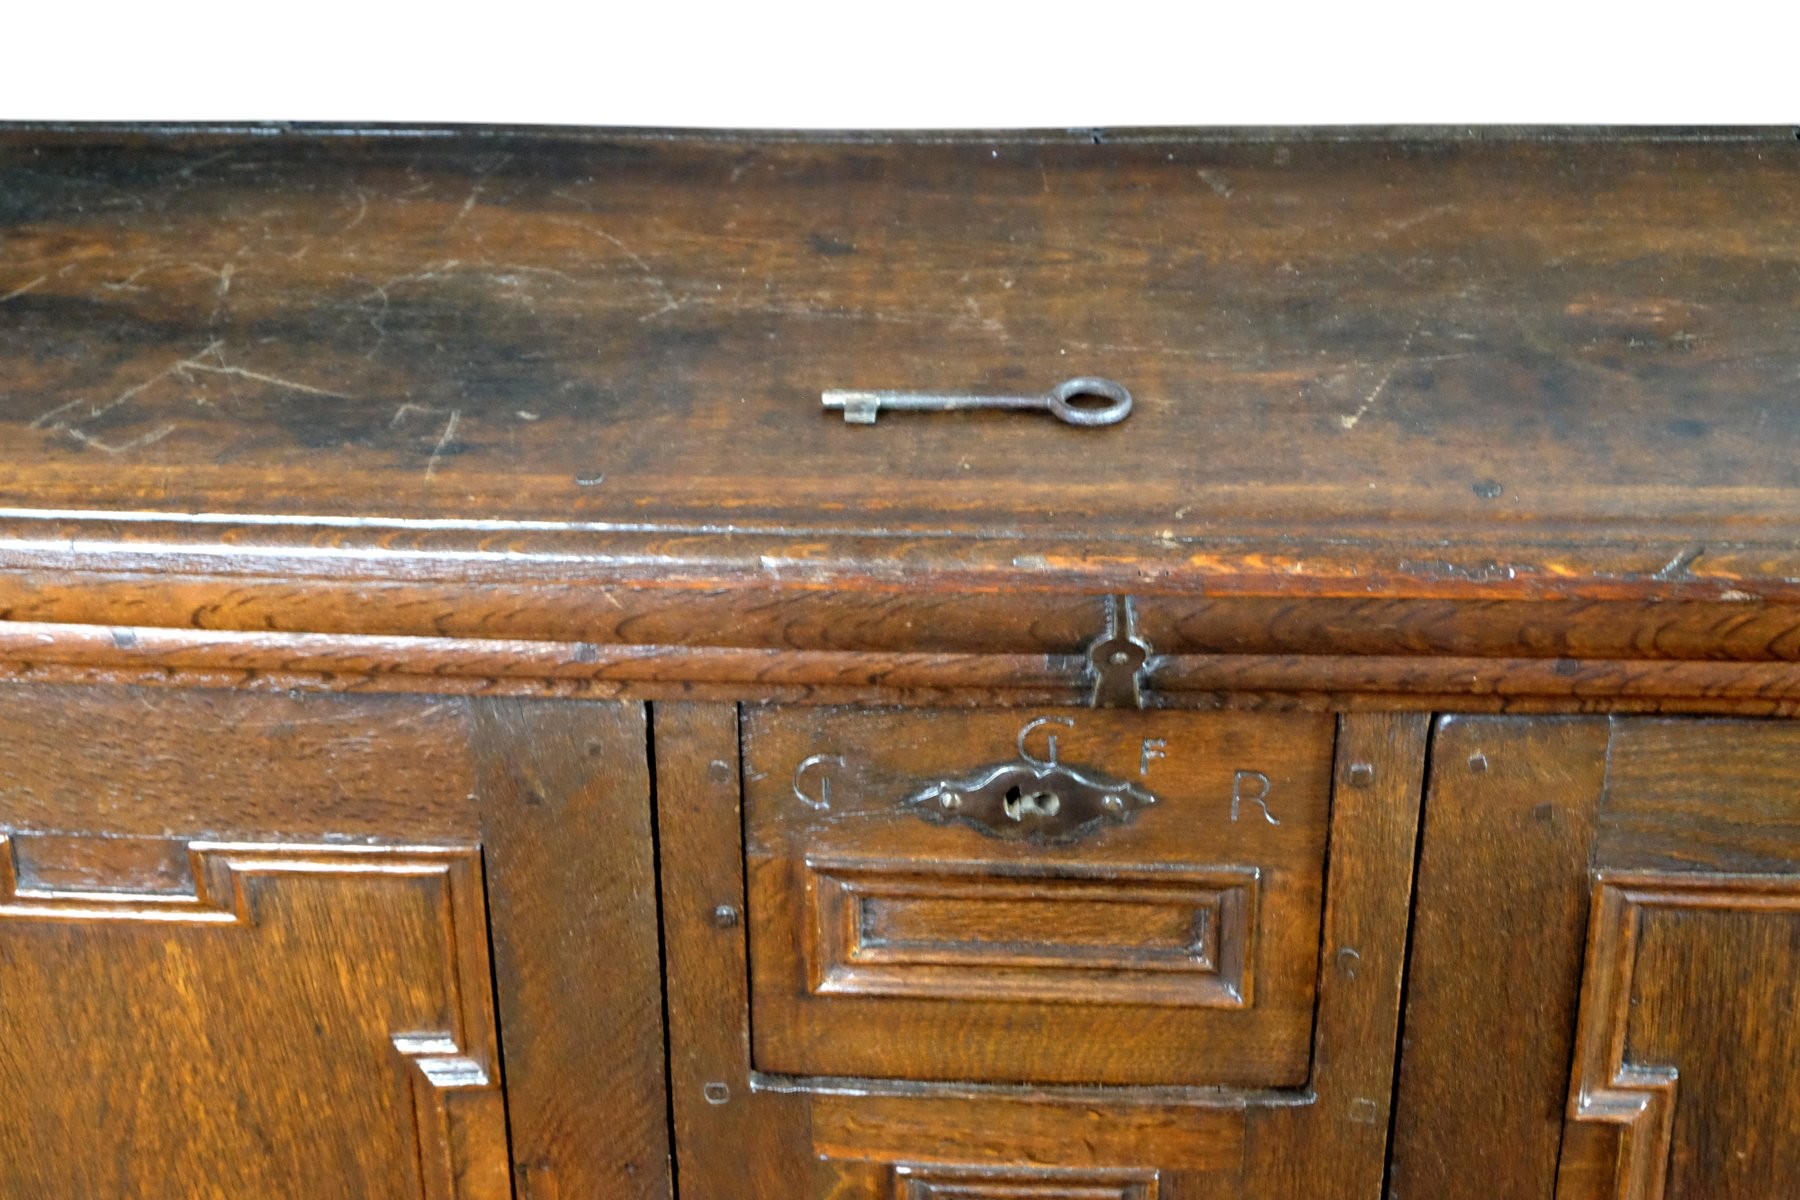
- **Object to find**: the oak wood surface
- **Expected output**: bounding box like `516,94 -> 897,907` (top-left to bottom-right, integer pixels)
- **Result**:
4,126 -> 1800,613
661,705 -> 1428,1197
0,685 -> 670,1200
1243,712 -> 1430,1198
1391,716 -> 1800,1200
1556,719 -> 1800,1200
6,125 -> 1799,1199
472,698 -> 671,1199
656,701 -> 813,1200
5,127 -> 1800,711
742,705 -> 1333,1088
0,686 -> 510,1199
0,840 -> 509,1200
1386,715 -> 1611,1199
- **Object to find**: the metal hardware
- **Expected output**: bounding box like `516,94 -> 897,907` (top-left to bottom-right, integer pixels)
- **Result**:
1087,594 -> 1152,708
822,376 -> 1132,426
711,904 -> 740,928
905,760 -> 1158,844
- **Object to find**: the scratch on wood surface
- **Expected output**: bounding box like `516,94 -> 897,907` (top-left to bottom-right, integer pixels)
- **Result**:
182,359 -> 350,399
62,425 -> 176,455
357,259 -> 461,344
1,275 -> 47,304
1338,334 -> 1416,430
31,340 -> 224,430
542,212 -> 680,321
424,410 -> 462,479
442,153 -> 511,234
1385,204 -> 1456,232
1198,169 -> 1234,198
32,340 -> 351,452
449,181 -> 485,230
343,186 -> 371,232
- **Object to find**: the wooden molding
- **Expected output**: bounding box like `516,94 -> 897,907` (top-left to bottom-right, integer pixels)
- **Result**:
805,858 -> 1256,1007
4,619 -> 1800,712
1559,871 -> 1800,1200
889,1162 -> 1161,1199
0,837 -> 510,1200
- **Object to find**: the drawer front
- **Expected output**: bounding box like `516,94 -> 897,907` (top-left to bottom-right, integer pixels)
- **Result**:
742,705 -> 1334,1087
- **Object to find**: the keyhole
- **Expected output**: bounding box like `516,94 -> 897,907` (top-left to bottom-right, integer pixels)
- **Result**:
1002,785 -> 1061,820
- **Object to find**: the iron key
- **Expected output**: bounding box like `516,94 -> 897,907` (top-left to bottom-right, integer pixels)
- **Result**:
821,376 -> 1132,426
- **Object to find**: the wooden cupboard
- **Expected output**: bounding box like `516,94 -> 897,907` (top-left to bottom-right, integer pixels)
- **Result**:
2,123 -> 1798,1197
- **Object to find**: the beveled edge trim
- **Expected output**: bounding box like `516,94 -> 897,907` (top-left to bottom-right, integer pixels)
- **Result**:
803,857 -> 1257,1008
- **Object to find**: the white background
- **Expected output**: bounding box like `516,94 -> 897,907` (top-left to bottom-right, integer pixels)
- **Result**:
1,2 -> 1796,127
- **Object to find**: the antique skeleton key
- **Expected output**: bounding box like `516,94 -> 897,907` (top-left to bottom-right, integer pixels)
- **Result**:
821,376 -> 1132,426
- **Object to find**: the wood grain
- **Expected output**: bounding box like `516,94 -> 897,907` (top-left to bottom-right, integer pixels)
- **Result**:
472,698 -> 670,1199
9,621 -> 1800,713
661,705 -> 1430,1197
5,128 -> 1800,609
1552,718 -> 1800,1200
1386,715 -> 1610,1199
7,124 -> 1800,1198
743,705 -> 1333,1088
0,841 -> 510,1200
0,685 -> 510,1199
1244,712 -> 1431,1199
654,700 -> 818,1198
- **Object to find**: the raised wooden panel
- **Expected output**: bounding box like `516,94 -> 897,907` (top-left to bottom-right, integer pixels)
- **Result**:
744,705 -> 1333,1088
810,859 -> 1260,1007
0,838 -> 507,1200
1556,873 -> 1800,1200
807,858 -> 1254,1007
888,1163 -> 1160,1199
0,685 -> 669,1200
806,1091 -> 1244,1175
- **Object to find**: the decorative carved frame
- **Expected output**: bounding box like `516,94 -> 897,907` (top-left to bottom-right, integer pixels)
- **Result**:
1561,870 -> 1800,1200
0,836 -> 508,1200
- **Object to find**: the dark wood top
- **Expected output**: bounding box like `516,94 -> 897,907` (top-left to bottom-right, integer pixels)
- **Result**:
4,125 -> 1799,603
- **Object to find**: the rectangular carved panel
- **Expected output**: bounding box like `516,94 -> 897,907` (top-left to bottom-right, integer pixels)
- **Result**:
0,837 -> 508,1200
891,1163 -> 1160,1199
808,858 -> 1254,1006
745,705 -> 1333,1087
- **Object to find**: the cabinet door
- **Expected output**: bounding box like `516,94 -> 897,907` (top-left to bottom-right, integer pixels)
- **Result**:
1391,716 -> 1800,1200
658,702 -> 1430,1200
0,685 -> 668,1200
